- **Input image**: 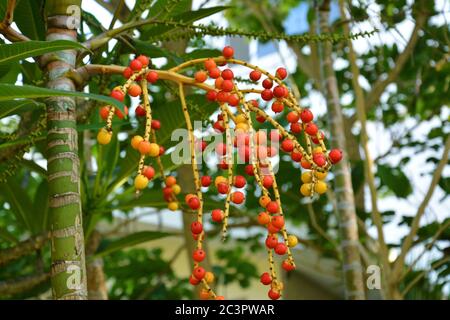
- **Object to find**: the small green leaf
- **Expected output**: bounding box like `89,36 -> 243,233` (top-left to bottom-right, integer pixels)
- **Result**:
377,164 -> 412,198
0,99 -> 44,118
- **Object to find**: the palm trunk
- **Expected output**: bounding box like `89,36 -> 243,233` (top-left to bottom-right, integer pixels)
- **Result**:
45,0 -> 87,300
318,1 -> 365,300
86,230 -> 108,300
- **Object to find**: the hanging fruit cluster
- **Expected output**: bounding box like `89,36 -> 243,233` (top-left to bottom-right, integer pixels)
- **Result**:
97,46 -> 343,300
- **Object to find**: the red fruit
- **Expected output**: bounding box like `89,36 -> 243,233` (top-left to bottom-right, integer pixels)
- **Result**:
193,267 -> 206,280
273,85 -> 286,98
163,186 -> 173,196
211,209 -> 224,222
262,78 -> 273,89
257,212 -> 270,225
201,176 -> 212,187
142,166 -> 155,180
215,143 -> 227,156
300,109 -> 314,123
100,106 -> 109,120
291,151 -> 302,162
267,146 -> 278,157
110,90 -> 124,102
270,130 -> 282,142
312,131 -> 325,144
286,111 -> 300,123
245,164 -> 254,176
250,70 -> 261,81
268,289 -> 281,300
301,159 -> 312,169
204,58 -> 216,70
135,105 -> 146,117
271,101 -> 284,113
282,259 -> 296,271
256,115 -> 266,123
275,243 -> 287,255
261,89 -> 273,101
260,272 -> 272,285
128,84 -> 142,97
222,46 -> 234,59
329,148 -> 343,164
228,94 -> 239,106
265,235 -> 278,249
188,197 -> 201,210
136,55 -> 150,67
189,275 -> 200,286
221,69 -> 234,80
233,175 -> 246,188
209,67 -> 220,79
215,77 -> 223,89
281,139 -> 294,152
231,191 -> 245,204
271,216 -> 285,229
238,146 -> 250,162
123,67 -> 133,79
146,71 -> 158,83
191,221 -> 203,234
115,106 -> 128,119
159,146 -> 165,156
276,67 -> 287,80
193,249 -> 206,262
305,122 -> 318,136
206,90 -> 217,101
266,201 -> 279,214
262,176 -> 274,189
249,99 -> 259,108
221,80 -> 233,92
290,122 -> 302,134
218,160 -> 229,170
313,153 -> 327,167
213,121 -> 225,133
217,182 -> 229,194
129,59 -> 143,71
151,119 -> 161,130
195,70 -> 207,82
216,91 -> 229,103
268,223 -> 281,234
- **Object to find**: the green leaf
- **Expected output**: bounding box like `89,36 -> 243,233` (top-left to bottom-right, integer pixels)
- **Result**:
0,226 -> 18,243
0,179 -> 33,233
0,62 -> 20,83
33,180 -> 49,233
377,164 -> 413,198
0,40 -> 86,65
15,0 -> 46,40
0,99 -> 44,118
0,84 -> 125,113
93,231 -> 172,258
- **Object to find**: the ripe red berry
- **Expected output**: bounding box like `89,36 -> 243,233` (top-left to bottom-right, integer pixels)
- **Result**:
291,151 -> 302,162
265,235 -> 278,249
329,149 -> 343,164
231,191 -> 245,204
273,85 -> 286,98
313,153 -> 327,167
201,176 -> 212,187
266,201 -> 279,214
232,175 -> 245,188
256,115 -> 266,123
128,84 -> 142,97
211,209 -> 224,222
262,78 -> 273,89
135,105 -> 146,116
195,70 -> 207,82
276,67 -> 287,80
208,67 -> 220,79
189,275 -> 200,285
115,106 -> 128,119
218,160 -> 229,170
300,109 -> 314,123
193,267 -> 206,280
217,182 -> 229,194
130,59 -> 142,71
249,70 -> 261,81
301,159 -> 312,169
221,80 -> 234,92
136,55 -> 150,67
146,71 -> 158,83
261,89 -> 273,101
188,197 -> 201,210
257,212 -> 270,225
204,58 -> 216,70
268,289 -> 281,300
222,46 -> 234,59
281,139 -> 294,152
151,119 -> 161,130
227,94 -> 239,106
260,272 -> 272,285
312,131 -> 325,144
305,122 -> 318,136
191,221 -> 203,235
216,91 -> 229,103
123,67 -> 133,79
142,166 -> 155,180
213,121 -> 225,133
271,216 -> 285,229
100,106 -> 109,120
282,259 -> 296,271
262,176 -> 274,188
221,69 -> 234,80
193,249 -> 206,262
110,90 -> 124,101
271,101 -> 284,113
268,223 -> 281,234
245,164 -> 254,176
206,90 -> 217,101
286,111 -> 300,123
290,122 -> 302,134
275,243 -> 287,255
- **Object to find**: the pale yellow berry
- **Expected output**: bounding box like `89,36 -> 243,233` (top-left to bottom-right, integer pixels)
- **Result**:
314,180 -> 327,194
131,135 -> 143,150
287,235 -> 298,247
313,146 -> 323,154
97,128 -> 112,145
235,122 -> 249,132
204,271 -> 214,283
301,171 -> 313,183
134,174 -> 148,190
235,114 -> 247,123
172,184 -> 181,195
148,143 -> 160,157
314,170 -> 328,180
300,183 -> 313,196
214,175 -> 227,187
168,202 -> 178,211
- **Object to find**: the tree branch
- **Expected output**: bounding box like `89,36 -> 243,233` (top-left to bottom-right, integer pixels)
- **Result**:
0,272 -> 50,296
0,0 -> 30,42
0,232 -> 50,266
392,135 -> 450,279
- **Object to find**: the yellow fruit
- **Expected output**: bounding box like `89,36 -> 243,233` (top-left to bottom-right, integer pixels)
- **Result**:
131,135 -> 143,150
134,174 -> 148,190
314,170 -> 327,180
314,180 -> 327,194
97,128 -> 112,145
204,271 -> 214,283
172,184 -> 181,195
287,235 -> 298,247
313,146 -> 323,154
300,183 -> 313,196
235,114 -> 247,123
168,202 -> 178,211
148,143 -> 160,157
235,122 -> 249,132
259,195 -> 271,208
301,171 -> 313,183
215,176 -> 227,187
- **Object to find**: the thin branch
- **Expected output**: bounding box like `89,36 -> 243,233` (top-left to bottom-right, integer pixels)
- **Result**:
0,272 -> 50,296
306,203 -> 340,251
392,135 -> 450,279
0,232 -> 50,266
0,0 -> 30,42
